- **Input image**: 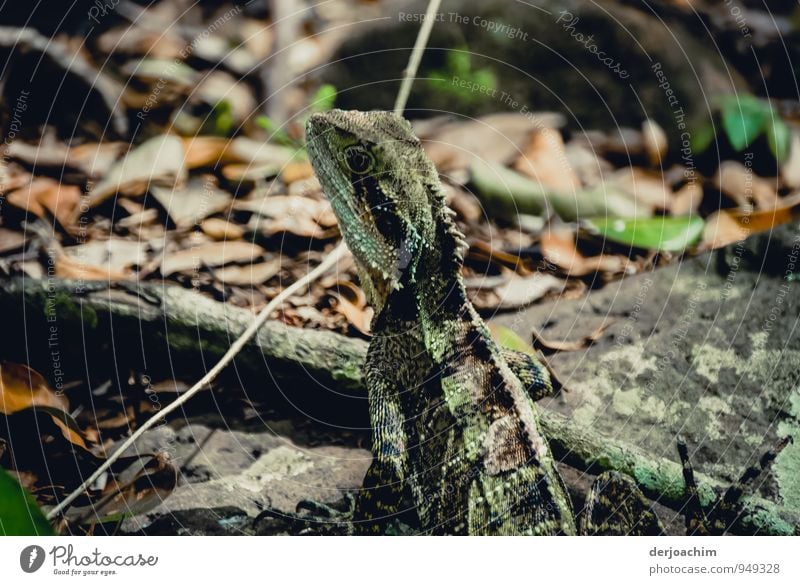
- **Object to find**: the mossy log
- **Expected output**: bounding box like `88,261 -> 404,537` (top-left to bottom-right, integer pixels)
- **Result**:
0,277 -> 796,534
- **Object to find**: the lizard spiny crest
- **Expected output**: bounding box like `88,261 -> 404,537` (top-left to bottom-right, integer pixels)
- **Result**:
306,110 -> 467,312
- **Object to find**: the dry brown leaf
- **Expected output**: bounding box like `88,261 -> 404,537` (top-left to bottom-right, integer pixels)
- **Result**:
55,254 -> 133,281
63,239 -> 147,273
0,164 -> 31,194
213,260 -> 281,286
671,181 -> 703,216
280,160 -> 314,184
161,240 -> 265,275
181,136 -> 232,169
0,362 -> 86,448
117,208 -> 159,230
467,241 -> 531,274
328,280 -> 372,335
206,137 -> 297,177
541,230 -> 632,277
492,271 -> 566,309
84,135 -> 187,210
201,218 -> 244,241
532,320 -> 615,353
714,161 -> 778,209
642,119 -> 668,166
609,168 -> 671,212
0,362 -> 69,414
73,453 -> 178,523
6,178 -> 81,226
701,195 -> 800,250
236,194 -> 337,237
513,128 -> 580,192
67,142 -> 127,178
150,179 -> 231,228
420,112 -> 564,171
0,228 -> 25,254
781,129 -> 800,189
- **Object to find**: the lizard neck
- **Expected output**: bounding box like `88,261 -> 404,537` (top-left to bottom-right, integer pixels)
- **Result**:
379,207 -> 475,364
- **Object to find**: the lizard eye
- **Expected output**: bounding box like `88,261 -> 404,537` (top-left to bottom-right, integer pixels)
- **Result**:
343,145 -> 374,175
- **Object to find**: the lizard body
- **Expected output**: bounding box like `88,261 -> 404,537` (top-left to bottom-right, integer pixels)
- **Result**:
306,109 -> 582,535
304,109 -> 770,536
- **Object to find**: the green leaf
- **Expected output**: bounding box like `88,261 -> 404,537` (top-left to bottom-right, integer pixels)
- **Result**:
721,95 -> 768,151
309,84 -> 337,113
691,123 -> 716,154
256,115 -> 298,148
766,117 -> 791,164
585,215 -> 705,252
0,468 -> 54,535
210,100 -> 234,136
488,324 -> 536,356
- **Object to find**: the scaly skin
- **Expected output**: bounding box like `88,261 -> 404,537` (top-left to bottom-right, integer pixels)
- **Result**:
302,110 -> 785,536
305,109 -> 657,535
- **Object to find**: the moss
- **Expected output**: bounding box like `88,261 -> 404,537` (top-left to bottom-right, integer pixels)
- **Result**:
32,287 -> 99,330
739,501 -> 795,536
774,390 -> 800,513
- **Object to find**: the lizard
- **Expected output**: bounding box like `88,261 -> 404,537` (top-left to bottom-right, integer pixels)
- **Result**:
300,109 -> 782,536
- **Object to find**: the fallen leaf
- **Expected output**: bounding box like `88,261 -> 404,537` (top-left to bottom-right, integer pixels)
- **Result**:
642,119 -> 668,166
63,239 -> 148,272
541,230 -> 633,277
213,260 -> 281,286
584,215 -> 705,252
328,280 -> 372,335
513,128 -> 580,192
150,178 -> 231,228
182,136 -> 230,169
0,362 -> 68,414
55,254 -> 132,281
84,135 -> 187,210
492,271 -> 566,309
714,161 -> 778,209
161,241 -> 265,275
781,129 -> 800,189
531,320 -> 615,353
701,195 -> 800,250
468,241 -> 530,274
421,112 -> 565,171
0,228 -> 25,254
67,142 -> 127,178
236,195 -> 337,238
280,160 -> 314,184
608,168 -> 671,212
6,178 -> 81,227
116,208 -> 159,230
0,362 -> 86,449
671,182 -> 703,216
201,218 -> 245,240
70,453 -> 177,524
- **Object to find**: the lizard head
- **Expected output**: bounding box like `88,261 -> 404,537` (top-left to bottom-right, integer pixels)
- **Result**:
306,109 -> 452,311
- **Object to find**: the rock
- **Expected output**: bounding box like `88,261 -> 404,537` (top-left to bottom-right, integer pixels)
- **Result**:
120,423 -> 371,535
491,222 -> 800,511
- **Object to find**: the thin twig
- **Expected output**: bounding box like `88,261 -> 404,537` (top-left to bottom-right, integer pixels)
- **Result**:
46,243 -> 348,520
393,0 -> 443,116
